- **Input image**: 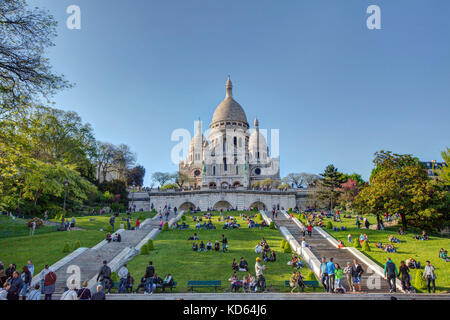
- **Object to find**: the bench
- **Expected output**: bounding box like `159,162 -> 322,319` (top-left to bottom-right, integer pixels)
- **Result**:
131,281 -> 178,294
284,280 -> 321,291
187,280 -> 221,293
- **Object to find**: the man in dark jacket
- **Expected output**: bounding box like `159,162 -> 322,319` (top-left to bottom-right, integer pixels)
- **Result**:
384,257 -> 398,293
91,284 -> 106,300
351,259 -> 364,292
144,261 -> 155,294
239,257 -> 248,271
7,271 -> 24,300
97,260 -> 112,293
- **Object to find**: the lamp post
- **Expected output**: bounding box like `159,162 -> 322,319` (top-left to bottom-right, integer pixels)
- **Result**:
60,178 -> 69,229
131,183 -> 136,212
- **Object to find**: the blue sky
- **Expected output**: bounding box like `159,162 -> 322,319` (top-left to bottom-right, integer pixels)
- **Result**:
34,0 -> 450,185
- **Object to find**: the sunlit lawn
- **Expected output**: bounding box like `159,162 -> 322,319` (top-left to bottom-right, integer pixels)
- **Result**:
49,211 -> 157,231
0,215 -> 57,239
0,230 -> 105,276
125,211 -> 315,293
316,214 -> 450,293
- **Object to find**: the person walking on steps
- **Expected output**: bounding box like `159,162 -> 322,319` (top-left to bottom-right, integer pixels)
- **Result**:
97,260 -> 112,294
319,257 -> 328,293
384,257 -> 398,293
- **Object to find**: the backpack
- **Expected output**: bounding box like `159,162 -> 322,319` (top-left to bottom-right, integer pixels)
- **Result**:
102,266 -> 111,278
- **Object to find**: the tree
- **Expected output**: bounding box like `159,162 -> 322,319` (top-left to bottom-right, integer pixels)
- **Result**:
354,150 -> 449,231
96,142 -> 117,183
337,179 -> 360,212
283,172 -> 319,188
127,165 -> 146,187
318,164 -> 345,211
174,172 -> 192,188
439,147 -> 450,186
151,172 -> 173,187
113,144 -> 136,182
0,0 -> 70,119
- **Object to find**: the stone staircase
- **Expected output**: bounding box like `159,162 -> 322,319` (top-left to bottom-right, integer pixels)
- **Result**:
273,213 -> 390,293
52,214 -> 173,294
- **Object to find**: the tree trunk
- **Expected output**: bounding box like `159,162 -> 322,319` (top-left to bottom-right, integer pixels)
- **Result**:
376,215 -> 381,230
400,212 -> 407,230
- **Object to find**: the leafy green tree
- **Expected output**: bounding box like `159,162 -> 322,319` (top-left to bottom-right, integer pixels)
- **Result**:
439,147 -> 450,185
318,165 -> 345,211
127,165 -> 146,187
0,0 -> 70,119
355,150 -> 449,231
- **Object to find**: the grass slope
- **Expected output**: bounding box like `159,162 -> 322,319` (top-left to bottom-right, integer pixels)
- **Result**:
126,211 -> 315,293
0,215 -> 57,239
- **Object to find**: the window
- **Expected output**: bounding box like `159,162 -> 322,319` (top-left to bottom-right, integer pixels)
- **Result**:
239,138 -> 242,148
223,157 -> 227,171
255,168 -> 261,175
194,170 -> 201,177
236,166 -> 238,175
213,166 -> 216,176
233,136 -> 237,146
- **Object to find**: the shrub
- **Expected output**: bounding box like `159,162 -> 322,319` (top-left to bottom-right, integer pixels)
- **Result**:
140,244 -> 149,255
181,215 -> 186,221
414,269 -> 426,290
253,207 -> 258,212
283,241 -> 292,253
280,239 -> 286,249
353,238 -> 361,249
110,272 -> 119,283
106,225 -> 113,232
256,213 -> 262,220
27,217 -> 44,228
63,242 -> 71,253
326,221 -> 333,229
269,221 -> 275,229
305,271 -> 316,281
73,241 -> 81,251
162,222 -> 169,231
138,214 -> 145,221
361,240 -> 371,252
146,239 -> 154,251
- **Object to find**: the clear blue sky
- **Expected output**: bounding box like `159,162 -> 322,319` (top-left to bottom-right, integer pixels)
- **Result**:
34,0 -> 450,185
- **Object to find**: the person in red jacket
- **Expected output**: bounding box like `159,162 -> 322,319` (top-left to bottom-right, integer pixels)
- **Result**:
43,268 -> 57,300
136,219 -> 140,229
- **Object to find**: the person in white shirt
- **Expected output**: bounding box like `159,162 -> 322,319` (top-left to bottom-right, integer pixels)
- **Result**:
60,286 -> 78,300
422,261 -> 436,293
27,284 -> 42,300
255,257 -> 266,292
118,264 -> 129,293
254,244 -> 262,254
301,237 -> 311,249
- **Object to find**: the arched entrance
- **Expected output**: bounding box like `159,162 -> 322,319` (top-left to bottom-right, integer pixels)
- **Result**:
250,201 -> 266,211
209,182 -> 217,189
232,181 -> 241,188
179,202 -> 196,211
220,182 -> 229,189
213,200 -> 232,211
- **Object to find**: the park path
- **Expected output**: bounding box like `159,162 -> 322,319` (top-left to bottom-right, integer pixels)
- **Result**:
272,212 -> 390,293
50,212 -> 174,294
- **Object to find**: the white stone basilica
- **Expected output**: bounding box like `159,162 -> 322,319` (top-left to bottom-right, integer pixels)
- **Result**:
179,77 -> 280,189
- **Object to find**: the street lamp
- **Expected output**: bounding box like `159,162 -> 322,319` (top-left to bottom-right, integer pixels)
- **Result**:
60,178 -> 69,230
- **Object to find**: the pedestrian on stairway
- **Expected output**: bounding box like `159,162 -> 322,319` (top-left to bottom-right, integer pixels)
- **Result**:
398,261 -> 412,293
343,262 -> 353,291
327,257 -> 336,293
384,257 -> 398,293
110,216 -> 115,232
351,259 -> 364,292
118,264 -> 129,293
97,260 -> 112,294
319,257 -> 328,292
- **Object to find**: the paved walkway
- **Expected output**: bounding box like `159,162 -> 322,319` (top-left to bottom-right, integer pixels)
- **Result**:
51,212 -> 174,293
273,213 -> 391,293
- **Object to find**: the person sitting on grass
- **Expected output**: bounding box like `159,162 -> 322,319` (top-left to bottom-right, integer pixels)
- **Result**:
254,244 -> 262,254
214,241 -> 220,251
398,227 -> 405,235
199,241 -> 206,252
192,242 -> 198,251
337,239 -> 345,249
389,235 -> 401,243
232,259 -> 239,271
405,258 -> 421,269
195,222 -> 201,230
229,272 -> 240,292
385,244 -> 397,253
106,233 -> 112,243
268,250 -> 276,262
188,233 -> 199,241
262,251 -> 270,263
239,257 -> 248,272
241,276 -> 250,293
206,240 -> 213,251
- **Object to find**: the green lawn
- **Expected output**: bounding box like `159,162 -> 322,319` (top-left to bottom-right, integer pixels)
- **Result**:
125,211 -> 315,293
49,211 -> 157,231
0,215 -> 57,239
312,213 -> 450,293
0,230 -> 105,276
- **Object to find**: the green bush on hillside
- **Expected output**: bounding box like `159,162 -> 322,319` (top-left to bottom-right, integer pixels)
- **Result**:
146,239 -> 154,251
326,221 -> 333,229
63,242 -> 71,253
269,221 -> 275,229
280,239 -> 286,249
181,215 -> 186,221
283,241 -> 292,253
414,269 -> 427,290
361,240 -> 371,252
73,241 -> 81,251
162,222 -> 169,231
353,238 -> 361,249
110,272 -> 119,283
256,213 -> 262,220
140,244 -> 149,255
305,271 -> 316,281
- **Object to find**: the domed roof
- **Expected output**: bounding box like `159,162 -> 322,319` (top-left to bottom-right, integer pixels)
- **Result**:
211,77 -> 248,126
249,130 -> 267,151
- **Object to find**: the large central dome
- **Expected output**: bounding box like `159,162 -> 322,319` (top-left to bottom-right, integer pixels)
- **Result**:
210,76 -> 248,128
